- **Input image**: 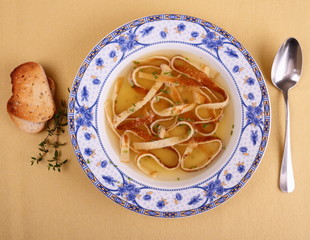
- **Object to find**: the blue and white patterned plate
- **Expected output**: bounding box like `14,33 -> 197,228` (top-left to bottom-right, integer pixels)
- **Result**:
68,14 -> 271,218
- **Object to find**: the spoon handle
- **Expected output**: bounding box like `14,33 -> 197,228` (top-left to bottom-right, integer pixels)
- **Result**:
280,91 -> 295,192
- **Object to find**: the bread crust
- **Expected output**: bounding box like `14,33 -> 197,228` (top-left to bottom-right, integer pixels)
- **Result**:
8,77 -> 56,133
47,77 -> 56,97
7,62 -> 56,122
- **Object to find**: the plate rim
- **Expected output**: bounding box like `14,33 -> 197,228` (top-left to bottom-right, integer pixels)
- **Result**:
68,13 -> 272,218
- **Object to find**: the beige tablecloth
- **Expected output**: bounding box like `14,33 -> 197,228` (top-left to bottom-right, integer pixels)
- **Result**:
1,0 -> 309,239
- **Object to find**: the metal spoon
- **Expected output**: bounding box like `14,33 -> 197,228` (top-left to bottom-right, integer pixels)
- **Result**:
271,38 -> 302,193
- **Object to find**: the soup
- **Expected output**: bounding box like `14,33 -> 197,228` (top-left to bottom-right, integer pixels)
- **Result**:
105,55 -> 232,179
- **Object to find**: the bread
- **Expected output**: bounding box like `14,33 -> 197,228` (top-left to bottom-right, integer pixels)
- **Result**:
8,113 -> 46,133
7,63 -> 56,133
7,62 -> 56,122
8,77 -> 56,133
8,76 -> 56,134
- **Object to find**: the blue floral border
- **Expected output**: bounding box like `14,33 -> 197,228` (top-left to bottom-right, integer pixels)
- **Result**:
68,14 -> 271,218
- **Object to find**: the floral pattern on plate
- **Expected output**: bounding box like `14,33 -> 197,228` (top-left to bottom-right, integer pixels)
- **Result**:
68,14 -> 271,218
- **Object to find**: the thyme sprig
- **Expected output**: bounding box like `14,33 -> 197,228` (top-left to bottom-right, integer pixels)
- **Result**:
30,100 -> 69,172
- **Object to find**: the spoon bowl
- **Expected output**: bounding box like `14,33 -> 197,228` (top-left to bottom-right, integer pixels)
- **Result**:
271,38 -> 302,92
271,37 -> 302,193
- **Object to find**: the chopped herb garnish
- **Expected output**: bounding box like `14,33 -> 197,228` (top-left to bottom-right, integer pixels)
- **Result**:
175,101 -> 181,105
123,150 -> 129,153
86,159 -> 91,164
163,72 -> 172,76
177,177 -> 180,181
232,124 -> 235,129
174,81 -> 180,86
185,57 -> 189,61
133,61 -> 140,65
152,71 -> 159,79
154,124 -> 160,129
129,108 -> 135,112
230,130 -> 233,135
139,69 -> 144,72
202,123 -> 209,128
222,146 -> 226,150
190,166 -> 197,169
178,117 -> 193,122
133,103 -> 136,107
160,88 -> 171,94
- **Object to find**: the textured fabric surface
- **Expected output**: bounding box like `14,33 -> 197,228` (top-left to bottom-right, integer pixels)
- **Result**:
0,0 -> 309,239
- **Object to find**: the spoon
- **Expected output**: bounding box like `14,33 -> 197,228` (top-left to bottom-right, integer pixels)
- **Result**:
271,38 -> 302,193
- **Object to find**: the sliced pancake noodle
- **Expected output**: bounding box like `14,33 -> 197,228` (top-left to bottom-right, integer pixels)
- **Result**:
167,84 -> 183,104
113,58 -> 173,128
133,56 -> 170,67
129,57 -> 170,93
106,55 -> 230,177
192,87 -> 223,122
150,95 -> 196,117
150,116 -> 177,136
199,63 -> 217,79
119,127 -> 156,162
194,121 -> 218,136
120,132 -> 130,162
133,121 -> 194,150
119,129 -> 149,162
180,137 -> 223,171
138,69 -> 204,87
132,65 -> 161,89
112,81 -> 163,128
171,56 -> 229,109
136,146 -> 180,177
117,111 -> 155,130
174,108 -> 219,137
118,115 -> 157,155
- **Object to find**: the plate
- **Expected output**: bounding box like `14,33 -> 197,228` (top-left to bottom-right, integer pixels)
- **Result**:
68,14 -> 271,218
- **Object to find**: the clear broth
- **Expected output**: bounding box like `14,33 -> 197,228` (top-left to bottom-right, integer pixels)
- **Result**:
107,51 -> 234,181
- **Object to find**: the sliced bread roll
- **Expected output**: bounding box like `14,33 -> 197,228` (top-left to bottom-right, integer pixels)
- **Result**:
8,114 -> 46,133
7,62 -> 56,122
7,62 -> 56,133
8,77 -> 56,133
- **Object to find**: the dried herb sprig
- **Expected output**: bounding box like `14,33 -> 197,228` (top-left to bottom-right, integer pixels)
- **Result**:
31,100 -> 69,172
